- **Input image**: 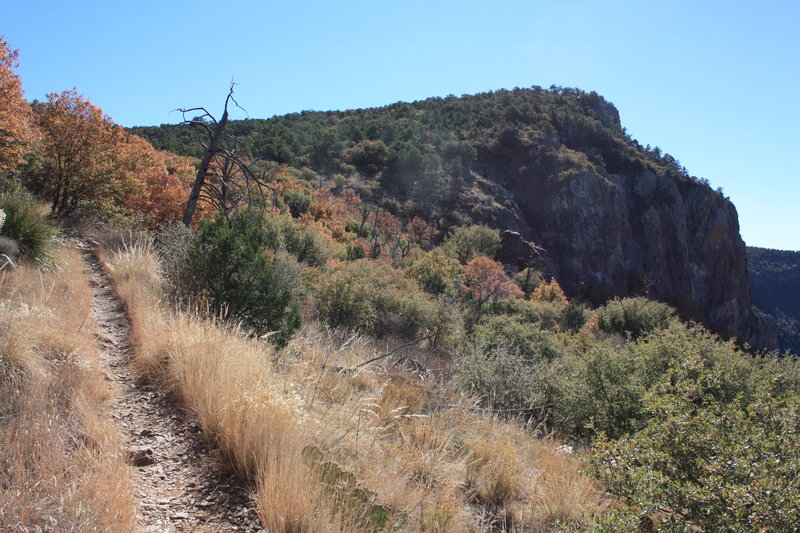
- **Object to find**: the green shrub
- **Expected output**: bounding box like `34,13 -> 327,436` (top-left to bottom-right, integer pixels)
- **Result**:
456,344 -> 537,410
554,341 -> 647,438
315,269 -> 371,329
527,300 -> 565,330
0,183 -> 55,263
263,214 -> 330,267
183,211 -> 301,347
471,315 -> 562,363
337,241 -> 367,261
482,297 -> 542,324
456,314 -> 567,411
442,225 -> 500,264
596,296 -> 675,339
405,252 -> 464,295
315,258 -> 444,337
560,302 -> 588,332
554,324 -> 759,439
283,189 -> 312,218
589,352 -> 800,532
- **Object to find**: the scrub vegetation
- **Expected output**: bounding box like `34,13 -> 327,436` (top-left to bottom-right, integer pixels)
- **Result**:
2,32 -> 798,532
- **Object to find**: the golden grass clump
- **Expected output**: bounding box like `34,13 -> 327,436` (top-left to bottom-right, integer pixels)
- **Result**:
105,240 -> 608,532
0,247 -> 135,532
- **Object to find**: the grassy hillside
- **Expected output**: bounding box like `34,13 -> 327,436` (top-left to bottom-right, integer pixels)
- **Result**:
748,246 -> 800,354
4,28 -> 797,529
100,237 -> 607,531
87,222 -> 799,532
0,245 -> 135,531
130,87 -> 763,350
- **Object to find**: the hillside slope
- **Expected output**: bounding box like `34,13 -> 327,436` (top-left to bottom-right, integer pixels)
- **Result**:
748,246 -> 800,354
132,87 -> 765,346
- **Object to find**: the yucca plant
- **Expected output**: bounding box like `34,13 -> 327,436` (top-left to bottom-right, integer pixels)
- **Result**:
0,183 -> 56,263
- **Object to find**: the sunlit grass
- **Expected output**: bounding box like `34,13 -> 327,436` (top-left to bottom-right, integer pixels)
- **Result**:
105,241 -> 608,531
0,247 -> 135,532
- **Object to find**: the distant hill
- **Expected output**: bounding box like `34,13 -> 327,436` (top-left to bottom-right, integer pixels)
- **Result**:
131,87 -> 768,347
747,246 -> 800,354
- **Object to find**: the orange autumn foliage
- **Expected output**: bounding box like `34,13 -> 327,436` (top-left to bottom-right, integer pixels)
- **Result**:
463,256 -> 523,308
406,216 -> 438,248
0,36 -> 37,174
27,87 -> 198,224
124,148 -> 198,229
530,278 -> 568,305
302,189 -> 359,241
32,89 -> 143,216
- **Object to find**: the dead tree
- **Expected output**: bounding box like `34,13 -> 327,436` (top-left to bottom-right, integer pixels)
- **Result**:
179,84 -> 276,227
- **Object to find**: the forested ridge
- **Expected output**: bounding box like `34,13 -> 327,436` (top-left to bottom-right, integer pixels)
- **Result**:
132,86 -> 699,208
748,246 -> 800,354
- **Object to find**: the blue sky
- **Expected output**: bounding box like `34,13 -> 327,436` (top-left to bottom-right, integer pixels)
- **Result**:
2,0 -> 798,250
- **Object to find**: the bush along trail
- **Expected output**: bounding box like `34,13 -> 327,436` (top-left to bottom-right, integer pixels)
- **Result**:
78,240 -> 263,532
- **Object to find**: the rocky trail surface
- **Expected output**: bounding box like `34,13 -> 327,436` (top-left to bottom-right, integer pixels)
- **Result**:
79,242 -> 263,532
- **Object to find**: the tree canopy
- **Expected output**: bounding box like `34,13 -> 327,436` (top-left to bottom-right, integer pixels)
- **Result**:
0,36 -> 36,175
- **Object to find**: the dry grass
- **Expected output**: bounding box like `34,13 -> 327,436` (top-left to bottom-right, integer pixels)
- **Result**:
104,240 -> 608,532
0,247 -> 135,532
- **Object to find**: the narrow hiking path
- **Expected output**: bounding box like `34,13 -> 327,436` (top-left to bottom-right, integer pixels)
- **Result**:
79,241 -> 263,533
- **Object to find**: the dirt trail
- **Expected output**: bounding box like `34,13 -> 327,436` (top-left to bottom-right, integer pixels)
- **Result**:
79,242 -> 263,533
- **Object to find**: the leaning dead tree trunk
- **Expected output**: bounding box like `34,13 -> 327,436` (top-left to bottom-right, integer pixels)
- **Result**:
180,86 -> 233,227
179,84 -> 276,228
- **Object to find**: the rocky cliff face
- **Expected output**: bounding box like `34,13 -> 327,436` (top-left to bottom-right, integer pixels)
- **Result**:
496,167 -> 754,342
451,105 -> 759,345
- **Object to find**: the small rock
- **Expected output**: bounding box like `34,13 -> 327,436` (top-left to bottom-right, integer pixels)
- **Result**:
128,446 -> 156,466
171,511 -> 189,520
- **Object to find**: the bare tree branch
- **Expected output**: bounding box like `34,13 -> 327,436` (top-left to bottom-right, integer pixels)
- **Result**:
180,83 -> 275,226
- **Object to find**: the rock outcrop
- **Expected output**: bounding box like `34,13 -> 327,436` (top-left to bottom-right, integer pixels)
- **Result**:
518,170 -> 751,341
469,158 -> 759,346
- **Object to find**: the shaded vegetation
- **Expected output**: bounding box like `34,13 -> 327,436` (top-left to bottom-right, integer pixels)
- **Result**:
748,246 -> 800,354
180,212 -> 302,347
0,182 -> 56,263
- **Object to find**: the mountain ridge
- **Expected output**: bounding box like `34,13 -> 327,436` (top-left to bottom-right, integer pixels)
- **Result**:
131,86 -> 771,348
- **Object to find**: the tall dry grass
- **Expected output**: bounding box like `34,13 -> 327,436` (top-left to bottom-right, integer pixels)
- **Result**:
0,246 -> 135,532
104,239 -> 608,532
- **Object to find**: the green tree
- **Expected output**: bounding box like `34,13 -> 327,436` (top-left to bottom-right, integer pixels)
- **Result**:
185,211 -> 301,347
443,225 -> 501,264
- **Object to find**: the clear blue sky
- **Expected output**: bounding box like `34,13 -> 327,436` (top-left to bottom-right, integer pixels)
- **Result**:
2,0 -> 798,250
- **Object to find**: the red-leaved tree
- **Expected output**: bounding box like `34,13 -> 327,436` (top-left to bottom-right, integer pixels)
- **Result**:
463,256 -> 523,318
